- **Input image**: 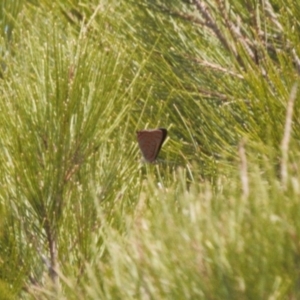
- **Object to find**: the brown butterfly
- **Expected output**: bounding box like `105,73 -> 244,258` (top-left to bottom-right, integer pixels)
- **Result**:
136,128 -> 167,163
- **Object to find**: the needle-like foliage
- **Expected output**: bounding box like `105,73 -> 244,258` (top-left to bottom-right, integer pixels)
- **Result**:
0,0 -> 300,299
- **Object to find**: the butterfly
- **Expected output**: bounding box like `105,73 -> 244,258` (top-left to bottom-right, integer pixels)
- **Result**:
136,128 -> 168,163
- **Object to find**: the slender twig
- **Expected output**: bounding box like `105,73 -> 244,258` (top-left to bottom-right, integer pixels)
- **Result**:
216,0 -> 256,62
44,217 -> 59,289
158,6 -> 206,26
281,83 -> 298,188
196,87 -> 228,100
189,57 -> 244,79
179,84 -> 228,100
192,1 -> 238,59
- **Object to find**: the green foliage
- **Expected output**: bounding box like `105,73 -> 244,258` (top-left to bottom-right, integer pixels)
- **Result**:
83,168 -> 300,299
0,0 -> 300,299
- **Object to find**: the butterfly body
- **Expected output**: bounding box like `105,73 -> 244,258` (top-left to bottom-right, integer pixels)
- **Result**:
136,128 -> 167,163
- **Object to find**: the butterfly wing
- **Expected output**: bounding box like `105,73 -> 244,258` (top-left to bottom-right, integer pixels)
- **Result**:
137,128 -> 167,162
